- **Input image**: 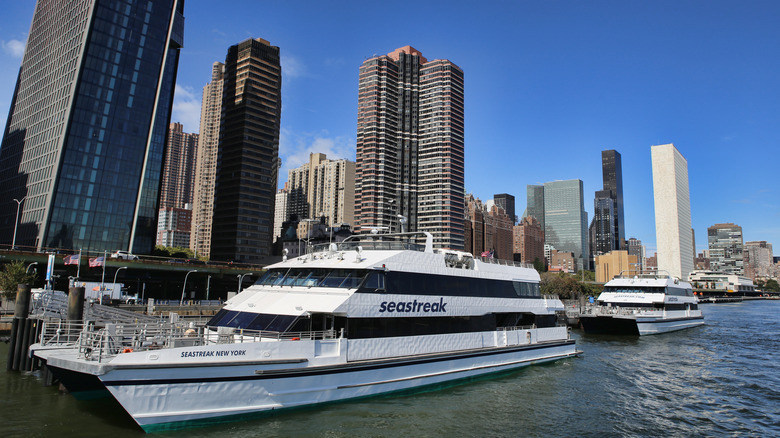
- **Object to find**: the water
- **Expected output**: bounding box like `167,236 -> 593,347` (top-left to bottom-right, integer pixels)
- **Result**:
2,300 -> 779,437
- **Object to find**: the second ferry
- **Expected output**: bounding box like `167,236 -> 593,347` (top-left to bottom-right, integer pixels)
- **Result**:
579,271 -> 704,335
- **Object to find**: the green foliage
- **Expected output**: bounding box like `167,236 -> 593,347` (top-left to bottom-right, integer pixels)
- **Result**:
765,279 -> 780,292
0,261 -> 37,300
540,271 -> 602,299
532,257 -> 545,273
540,272 -> 581,299
580,270 -> 596,282
153,245 -> 195,259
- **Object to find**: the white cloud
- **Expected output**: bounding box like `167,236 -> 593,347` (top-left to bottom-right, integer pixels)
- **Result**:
171,84 -> 201,133
1,39 -> 26,58
281,54 -> 306,79
278,129 -> 356,186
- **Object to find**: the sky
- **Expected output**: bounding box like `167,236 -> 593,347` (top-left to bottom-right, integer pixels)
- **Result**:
1,1 -> 778,256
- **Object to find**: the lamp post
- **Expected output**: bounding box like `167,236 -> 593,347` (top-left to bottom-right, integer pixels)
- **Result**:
113,266 -> 127,285
237,272 -> 253,294
180,270 -> 198,306
12,197 -> 27,249
26,262 -> 38,274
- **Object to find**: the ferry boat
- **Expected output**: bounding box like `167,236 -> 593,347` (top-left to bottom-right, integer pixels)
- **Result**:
579,272 -> 704,335
31,232 -> 579,432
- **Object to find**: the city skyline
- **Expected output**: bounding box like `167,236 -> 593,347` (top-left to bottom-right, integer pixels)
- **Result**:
1,1 -> 778,255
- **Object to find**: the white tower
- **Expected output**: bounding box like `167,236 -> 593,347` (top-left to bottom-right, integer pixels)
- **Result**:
651,144 -> 694,280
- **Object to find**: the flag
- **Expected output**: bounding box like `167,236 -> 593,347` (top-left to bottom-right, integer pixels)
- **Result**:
480,250 -> 491,258
64,254 -> 79,265
89,256 -> 104,267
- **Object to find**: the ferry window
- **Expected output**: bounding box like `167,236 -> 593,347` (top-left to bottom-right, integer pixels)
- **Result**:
266,315 -> 297,332
362,271 -> 385,291
257,270 -> 281,285
207,309 -> 231,326
321,269 -> 365,288
281,271 -> 303,286
225,311 -> 257,328
303,269 -> 328,287
340,272 -> 367,289
272,269 -> 290,286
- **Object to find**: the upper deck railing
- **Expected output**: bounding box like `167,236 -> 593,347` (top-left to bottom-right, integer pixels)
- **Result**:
311,231 -> 433,254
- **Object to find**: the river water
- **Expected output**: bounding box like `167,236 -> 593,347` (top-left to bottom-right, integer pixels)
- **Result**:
2,300 -> 778,437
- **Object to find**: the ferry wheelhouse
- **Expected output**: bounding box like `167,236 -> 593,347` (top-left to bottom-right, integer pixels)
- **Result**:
32,232 -> 579,432
579,272 -> 704,335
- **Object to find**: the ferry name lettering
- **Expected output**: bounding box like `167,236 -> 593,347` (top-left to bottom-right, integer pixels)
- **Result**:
378,297 -> 447,313
180,349 -> 247,358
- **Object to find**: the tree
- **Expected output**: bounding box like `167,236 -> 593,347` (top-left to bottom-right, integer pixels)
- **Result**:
0,261 -> 37,300
153,245 -> 195,259
765,279 -> 780,293
532,257 -> 545,273
540,272 -> 581,299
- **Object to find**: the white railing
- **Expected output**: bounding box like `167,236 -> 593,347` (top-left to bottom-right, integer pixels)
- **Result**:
580,305 -> 662,316
38,319 -> 341,362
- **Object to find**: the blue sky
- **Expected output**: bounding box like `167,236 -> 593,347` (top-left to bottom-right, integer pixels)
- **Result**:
1,1 -> 778,256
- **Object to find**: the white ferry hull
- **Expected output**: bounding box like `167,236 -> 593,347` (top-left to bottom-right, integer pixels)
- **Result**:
106,340 -> 576,431
40,332 -> 578,432
636,316 -> 704,335
580,314 -> 704,336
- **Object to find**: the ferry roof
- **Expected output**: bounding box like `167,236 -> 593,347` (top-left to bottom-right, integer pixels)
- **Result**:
265,246 -> 540,283
604,274 -> 692,289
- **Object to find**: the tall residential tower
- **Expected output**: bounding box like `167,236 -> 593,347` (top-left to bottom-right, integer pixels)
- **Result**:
209,38 -> 281,264
190,62 -> 224,259
355,46 -> 465,249
0,0 -> 184,253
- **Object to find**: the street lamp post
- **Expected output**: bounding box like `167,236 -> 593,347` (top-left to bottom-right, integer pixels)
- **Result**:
180,270 -> 198,306
26,262 -> 38,274
12,197 -> 27,249
237,273 -> 253,294
113,266 -> 127,286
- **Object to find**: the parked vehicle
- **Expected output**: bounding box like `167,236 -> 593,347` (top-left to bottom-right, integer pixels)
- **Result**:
111,250 -> 138,260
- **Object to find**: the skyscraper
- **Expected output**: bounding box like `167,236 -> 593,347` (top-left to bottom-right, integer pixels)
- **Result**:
601,150 -> 625,249
651,143 -> 694,280
0,0 -> 184,253
494,193 -> 516,225
707,223 -> 744,275
210,38 -> 281,264
355,46 -> 465,248
190,62 -> 224,259
525,185 -> 545,231
543,180 -> 589,271
159,122 -> 198,209
591,190 -> 615,256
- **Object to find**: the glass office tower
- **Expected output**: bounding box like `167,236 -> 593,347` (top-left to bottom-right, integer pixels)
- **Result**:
543,179 -> 589,271
0,0 -> 184,254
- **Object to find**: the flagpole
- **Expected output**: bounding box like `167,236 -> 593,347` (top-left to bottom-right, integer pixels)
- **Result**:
76,248 -> 81,280
100,250 -> 106,304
